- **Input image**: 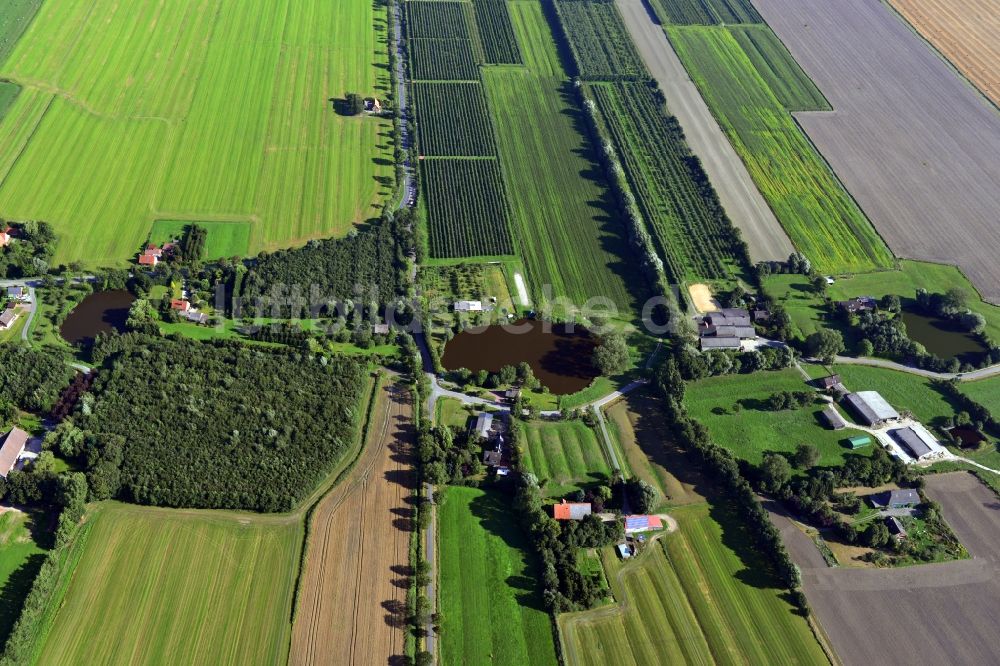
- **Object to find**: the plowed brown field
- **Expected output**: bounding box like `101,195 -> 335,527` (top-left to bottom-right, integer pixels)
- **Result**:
290,380 -> 415,666
889,0 -> 1000,106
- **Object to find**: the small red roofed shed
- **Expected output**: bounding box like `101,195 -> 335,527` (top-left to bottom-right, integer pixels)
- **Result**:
138,254 -> 158,266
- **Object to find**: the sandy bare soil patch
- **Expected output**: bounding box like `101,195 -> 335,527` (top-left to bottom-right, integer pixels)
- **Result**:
889,0 -> 1000,106
754,0 -> 1000,303
614,0 -> 794,263
290,381 -> 415,666
687,283 -> 718,313
777,472 -> 1000,665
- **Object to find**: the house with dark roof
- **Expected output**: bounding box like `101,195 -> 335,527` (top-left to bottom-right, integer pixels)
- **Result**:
872,488 -> 920,509
553,501 -> 592,521
483,449 -> 503,467
699,337 -> 741,351
836,296 -> 877,314
816,374 -> 842,390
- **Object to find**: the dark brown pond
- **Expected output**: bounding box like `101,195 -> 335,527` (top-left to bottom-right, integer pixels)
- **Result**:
60,290 -> 135,345
950,426 -> 986,448
440,319 -> 598,395
901,309 -> 988,364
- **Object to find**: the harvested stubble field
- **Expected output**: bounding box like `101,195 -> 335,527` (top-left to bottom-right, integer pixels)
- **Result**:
290,381 -> 414,666
559,503 -> 827,665
35,502 -> 301,665
668,25 -> 894,274
0,0 -> 393,267
888,0 -> 1000,107
780,472 -> 1000,665
753,0 -> 1000,304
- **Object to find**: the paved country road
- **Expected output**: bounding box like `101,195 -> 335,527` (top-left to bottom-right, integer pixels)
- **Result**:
830,355 -> 1000,382
614,0 -> 794,263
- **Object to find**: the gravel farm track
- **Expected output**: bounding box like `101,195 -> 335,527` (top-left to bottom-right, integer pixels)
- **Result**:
289,380 -> 415,666
888,0 -> 1000,107
773,472 -> 1000,666
754,0 -> 1000,303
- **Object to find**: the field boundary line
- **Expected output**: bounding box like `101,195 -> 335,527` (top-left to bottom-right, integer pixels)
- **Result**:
0,93 -> 55,190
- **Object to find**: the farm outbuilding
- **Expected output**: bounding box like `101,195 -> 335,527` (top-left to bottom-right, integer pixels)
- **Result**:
822,406 -> 848,430
553,501 -> 592,521
0,427 -> 28,478
816,374 -> 842,390
843,391 -> 900,427
889,427 -> 936,461
699,337 -> 740,351
454,300 -> 483,312
847,435 -> 872,449
0,309 -> 18,330
624,515 -> 662,534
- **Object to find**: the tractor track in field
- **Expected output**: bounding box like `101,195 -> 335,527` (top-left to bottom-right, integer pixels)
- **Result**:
290,380 -> 413,666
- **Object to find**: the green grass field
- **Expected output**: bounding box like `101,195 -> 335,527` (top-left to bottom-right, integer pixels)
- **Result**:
0,511 -> 46,647
0,0 -> 392,266
559,503 -> 827,665
668,25 -> 892,274
685,368 -> 871,467
765,261 -> 1000,343
438,486 -> 559,666
520,419 -> 612,496
148,220 -> 252,261
34,502 -> 300,665
728,26 -> 828,111
0,82 -> 18,120
484,0 -> 644,317
435,397 -> 473,430
0,0 -> 43,65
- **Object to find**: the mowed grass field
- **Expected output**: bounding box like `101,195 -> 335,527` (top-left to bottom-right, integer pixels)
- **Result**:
559,503 -> 827,665
484,0 -> 644,317
149,220 -> 251,260
685,368 -> 871,467
35,502 -> 301,665
668,25 -> 893,274
438,486 -> 559,666
520,419 -> 612,496
0,511 -> 45,646
0,0 -> 392,266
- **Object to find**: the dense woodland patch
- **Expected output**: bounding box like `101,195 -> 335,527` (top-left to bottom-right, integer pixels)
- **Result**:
79,335 -> 369,512
233,212 -> 412,318
0,343 -> 72,413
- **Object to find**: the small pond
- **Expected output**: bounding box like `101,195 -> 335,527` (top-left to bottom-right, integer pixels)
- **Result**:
900,309 -> 987,365
949,426 -> 986,449
440,319 -> 598,395
60,290 -> 136,345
